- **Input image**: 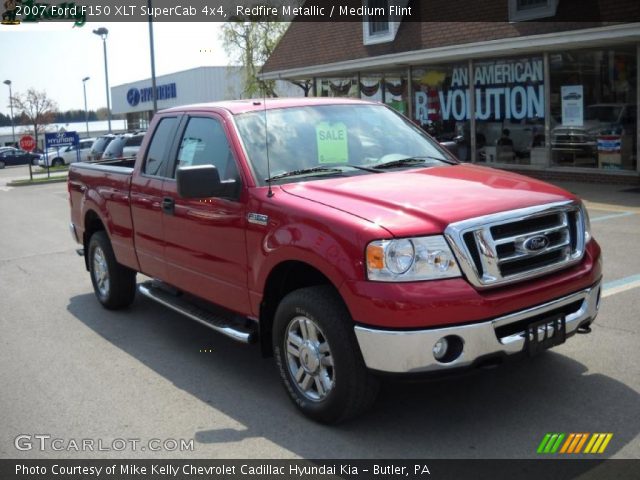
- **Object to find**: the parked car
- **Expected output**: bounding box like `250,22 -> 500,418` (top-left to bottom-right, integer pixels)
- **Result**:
69,98 -> 601,424
101,132 -> 145,161
39,138 -> 96,167
86,134 -> 115,161
0,148 -> 40,168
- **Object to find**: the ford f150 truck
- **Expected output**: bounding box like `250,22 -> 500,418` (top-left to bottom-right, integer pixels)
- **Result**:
68,98 -> 602,423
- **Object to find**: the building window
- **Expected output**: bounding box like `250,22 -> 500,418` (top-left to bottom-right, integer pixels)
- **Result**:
362,0 -> 408,45
367,0 -> 389,35
550,46 -> 637,171
509,0 -> 558,22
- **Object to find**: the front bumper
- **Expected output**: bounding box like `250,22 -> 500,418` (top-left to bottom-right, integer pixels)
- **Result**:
354,279 -> 601,374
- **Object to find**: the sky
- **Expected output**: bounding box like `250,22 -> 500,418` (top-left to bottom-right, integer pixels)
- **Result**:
0,22 -> 231,116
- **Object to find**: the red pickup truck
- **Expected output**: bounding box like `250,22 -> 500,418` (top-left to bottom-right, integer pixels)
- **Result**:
68,98 -> 602,423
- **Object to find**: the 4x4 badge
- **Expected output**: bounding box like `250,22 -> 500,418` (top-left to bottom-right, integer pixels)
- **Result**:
247,213 -> 269,226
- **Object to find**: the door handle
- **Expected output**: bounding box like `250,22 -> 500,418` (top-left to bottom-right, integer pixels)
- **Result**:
161,196 -> 175,215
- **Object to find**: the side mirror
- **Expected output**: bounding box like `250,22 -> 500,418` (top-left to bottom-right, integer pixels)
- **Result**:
176,165 -> 238,199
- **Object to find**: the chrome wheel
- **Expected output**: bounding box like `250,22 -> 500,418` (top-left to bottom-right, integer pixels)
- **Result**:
285,315 -> 335,402
92,246 -> 110,298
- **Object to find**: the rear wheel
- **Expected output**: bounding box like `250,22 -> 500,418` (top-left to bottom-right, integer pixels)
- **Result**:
273,286 -> 379,424
0,160 -> 5,169
52,158 -> 64,167
88,231 -> 136,309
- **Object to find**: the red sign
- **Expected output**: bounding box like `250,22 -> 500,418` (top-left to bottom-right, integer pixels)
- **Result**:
19,135 -> 36,152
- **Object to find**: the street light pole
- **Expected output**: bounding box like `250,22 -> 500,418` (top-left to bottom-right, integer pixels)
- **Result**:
148,0 -> 158,115
92,27 -> 112,133
3,79 -> 16,145
82,77 -> 90,137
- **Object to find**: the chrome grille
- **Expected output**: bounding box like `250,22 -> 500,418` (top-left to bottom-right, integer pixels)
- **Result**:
445,201 -> 586,288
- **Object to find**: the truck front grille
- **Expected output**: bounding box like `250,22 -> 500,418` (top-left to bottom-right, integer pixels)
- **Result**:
445,202 -> 586,289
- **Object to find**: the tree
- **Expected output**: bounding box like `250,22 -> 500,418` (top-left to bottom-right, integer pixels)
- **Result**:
11,88 -> 57,147
221,10 -> 289,98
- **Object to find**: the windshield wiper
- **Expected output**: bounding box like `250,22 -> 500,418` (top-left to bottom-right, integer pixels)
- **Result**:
370,155 -> 453,170
345,164 -> 382,173
265,166 -> 344,182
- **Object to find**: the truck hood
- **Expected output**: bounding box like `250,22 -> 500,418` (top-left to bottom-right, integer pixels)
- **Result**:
280,164 -> 575,237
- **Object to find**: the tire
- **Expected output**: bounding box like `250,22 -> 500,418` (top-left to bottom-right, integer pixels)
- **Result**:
0,160 -> 5,169
88,231 -> 136,310
273,286 -> 379,424
52,158 -> 64,167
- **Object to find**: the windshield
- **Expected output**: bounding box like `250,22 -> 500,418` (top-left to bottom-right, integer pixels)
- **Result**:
585,105 -> 623,123
103,137 -> 127,157
234,104 -> 454,185
91,136 -> 114,154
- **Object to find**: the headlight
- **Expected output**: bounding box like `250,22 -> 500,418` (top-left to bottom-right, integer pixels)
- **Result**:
579,201 -> 592,244
366,235 -> 461,282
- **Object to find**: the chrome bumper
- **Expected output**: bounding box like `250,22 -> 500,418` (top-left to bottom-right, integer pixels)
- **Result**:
354,281 -> 601,374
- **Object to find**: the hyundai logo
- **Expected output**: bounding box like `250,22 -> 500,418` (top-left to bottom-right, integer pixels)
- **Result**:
127,88 -> 141,107
524,235 -> 550,252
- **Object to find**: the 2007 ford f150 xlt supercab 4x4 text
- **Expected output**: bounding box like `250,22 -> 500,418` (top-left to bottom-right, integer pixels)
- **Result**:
68,98 -> 602,423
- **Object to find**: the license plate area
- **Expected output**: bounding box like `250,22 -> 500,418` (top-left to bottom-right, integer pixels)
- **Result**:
526,315 -> 566,356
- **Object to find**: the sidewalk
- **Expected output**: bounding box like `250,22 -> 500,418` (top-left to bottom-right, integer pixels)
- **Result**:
550,180 -> 640,212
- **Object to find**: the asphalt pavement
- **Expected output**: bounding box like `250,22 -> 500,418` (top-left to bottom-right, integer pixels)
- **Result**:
0,166 -> 638,459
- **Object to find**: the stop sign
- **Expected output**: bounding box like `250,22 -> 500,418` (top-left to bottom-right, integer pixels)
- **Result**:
19,135 -> 36,152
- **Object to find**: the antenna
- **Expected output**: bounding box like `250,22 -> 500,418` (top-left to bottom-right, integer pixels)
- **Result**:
263,90 -> 274,198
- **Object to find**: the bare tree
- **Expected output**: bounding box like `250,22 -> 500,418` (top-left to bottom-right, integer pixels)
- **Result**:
289,79 -> 313,97
11,88 -> 57,147
221,13 -> 289,98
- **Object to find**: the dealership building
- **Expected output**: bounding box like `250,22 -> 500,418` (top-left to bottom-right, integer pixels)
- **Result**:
261,0 -> 640,182
111,66 -> 302,130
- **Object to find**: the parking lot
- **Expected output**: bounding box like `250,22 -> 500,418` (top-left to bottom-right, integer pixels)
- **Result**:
0,165 -> 639,460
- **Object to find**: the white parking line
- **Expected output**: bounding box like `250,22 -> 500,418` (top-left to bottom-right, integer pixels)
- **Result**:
602,274 -> 640,298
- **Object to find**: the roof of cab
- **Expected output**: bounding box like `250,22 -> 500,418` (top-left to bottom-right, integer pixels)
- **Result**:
160,97 -> 378,116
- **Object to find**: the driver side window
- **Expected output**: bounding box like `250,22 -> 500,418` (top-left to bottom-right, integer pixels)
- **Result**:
173,117 -> 239,181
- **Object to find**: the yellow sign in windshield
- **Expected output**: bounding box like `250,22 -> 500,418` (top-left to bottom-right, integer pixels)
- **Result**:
316,122 -> 348,164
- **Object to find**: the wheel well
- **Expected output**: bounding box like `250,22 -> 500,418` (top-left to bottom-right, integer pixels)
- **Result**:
259,261 -> 334,357
82,210 -> 105,270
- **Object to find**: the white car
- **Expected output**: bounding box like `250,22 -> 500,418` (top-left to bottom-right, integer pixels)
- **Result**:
39,138 -> 96,167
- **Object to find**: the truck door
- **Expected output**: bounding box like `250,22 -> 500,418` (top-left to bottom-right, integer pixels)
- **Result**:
160,114 -> 250,315
130,116 -> 180,280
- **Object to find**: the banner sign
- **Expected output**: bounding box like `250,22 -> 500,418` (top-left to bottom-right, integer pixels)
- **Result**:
415,58 -> 545,124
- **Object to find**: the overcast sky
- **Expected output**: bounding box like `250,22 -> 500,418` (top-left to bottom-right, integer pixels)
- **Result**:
0,22 -> 231,116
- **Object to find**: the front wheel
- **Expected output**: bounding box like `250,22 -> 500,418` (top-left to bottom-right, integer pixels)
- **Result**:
88,231 -> 136,309
0,160 -> 5,169
273,286 -> 379,424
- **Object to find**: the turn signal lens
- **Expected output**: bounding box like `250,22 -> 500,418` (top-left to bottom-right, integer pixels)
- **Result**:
366,244 -> 385,270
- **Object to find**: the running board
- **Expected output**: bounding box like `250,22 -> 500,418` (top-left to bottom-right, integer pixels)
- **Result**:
138,282 -> 256,344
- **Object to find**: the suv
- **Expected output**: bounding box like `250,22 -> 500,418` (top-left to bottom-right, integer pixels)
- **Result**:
39,138 -> 96,167
101,132 -> 145,161
86,134 -> 115,162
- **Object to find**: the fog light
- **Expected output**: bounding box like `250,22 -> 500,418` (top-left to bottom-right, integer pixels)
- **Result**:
433,337 -> 448,361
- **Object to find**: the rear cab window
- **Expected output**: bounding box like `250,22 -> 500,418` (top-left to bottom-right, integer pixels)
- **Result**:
143,117 -> 178,177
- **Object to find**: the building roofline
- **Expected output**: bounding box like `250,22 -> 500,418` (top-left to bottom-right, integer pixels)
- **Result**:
112,65 -> 243,89
260,23 -> 640,80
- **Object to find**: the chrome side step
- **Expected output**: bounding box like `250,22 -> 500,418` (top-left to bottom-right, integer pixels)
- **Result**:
138,282 -> 256,344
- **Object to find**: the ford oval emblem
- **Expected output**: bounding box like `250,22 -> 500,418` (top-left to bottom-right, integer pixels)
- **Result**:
524,235 -> 550,252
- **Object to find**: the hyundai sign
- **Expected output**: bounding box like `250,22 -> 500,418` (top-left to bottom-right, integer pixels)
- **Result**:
45,131 -> 79,148
127,83 -> 177,107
